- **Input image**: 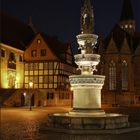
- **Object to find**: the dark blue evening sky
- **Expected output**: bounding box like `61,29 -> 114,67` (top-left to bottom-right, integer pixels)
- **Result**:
0,0 -> 140,52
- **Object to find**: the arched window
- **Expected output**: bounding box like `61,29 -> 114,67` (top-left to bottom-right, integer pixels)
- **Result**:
109,60 -> 116,90
8,52 -> 16,69
122,60 -> 128,90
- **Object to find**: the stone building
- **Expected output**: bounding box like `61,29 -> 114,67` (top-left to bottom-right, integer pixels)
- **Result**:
99,0 -> 140,106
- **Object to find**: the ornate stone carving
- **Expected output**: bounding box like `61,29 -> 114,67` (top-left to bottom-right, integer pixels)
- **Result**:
69,75 -> 105,85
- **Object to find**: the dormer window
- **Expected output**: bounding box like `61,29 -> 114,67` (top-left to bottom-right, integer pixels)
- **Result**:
129,24 -> 132,28
40,49 -> 46,56
37,39 -> 41,44
31,50 -> 37,57
125,24 -> 128,28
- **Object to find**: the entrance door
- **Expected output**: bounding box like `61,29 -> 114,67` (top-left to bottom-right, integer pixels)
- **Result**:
21,93 -> 25,106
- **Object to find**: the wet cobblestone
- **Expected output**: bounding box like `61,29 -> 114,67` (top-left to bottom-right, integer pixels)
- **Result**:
1,107 -> 140,140
0,107 -> 68,140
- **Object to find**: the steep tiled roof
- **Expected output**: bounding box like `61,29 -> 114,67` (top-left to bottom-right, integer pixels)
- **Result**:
36,32 -> 75,65
104,24 -> 140,53
41,32 -> 69,54
0,11 -> 35,50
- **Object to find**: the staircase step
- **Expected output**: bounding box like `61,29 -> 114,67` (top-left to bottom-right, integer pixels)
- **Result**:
0,89 -> 17,105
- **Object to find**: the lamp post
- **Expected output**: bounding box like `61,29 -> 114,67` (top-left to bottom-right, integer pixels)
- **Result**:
23,92 -> 26,106
29,81 -> 33,111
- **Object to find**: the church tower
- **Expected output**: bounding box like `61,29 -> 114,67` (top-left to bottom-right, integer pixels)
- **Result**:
119,0 -> 135,35
80,0 -> 94,34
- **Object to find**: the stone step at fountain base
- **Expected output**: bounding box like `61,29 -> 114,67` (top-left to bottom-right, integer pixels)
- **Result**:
41,124 -> 140,135
40,113 -> 140,135
42,113 -> 132,134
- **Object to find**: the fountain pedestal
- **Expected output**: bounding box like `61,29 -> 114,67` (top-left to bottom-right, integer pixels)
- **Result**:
69,75 -> 105,116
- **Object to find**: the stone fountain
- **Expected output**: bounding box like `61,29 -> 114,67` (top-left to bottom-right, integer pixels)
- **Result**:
41,0 -> 139,135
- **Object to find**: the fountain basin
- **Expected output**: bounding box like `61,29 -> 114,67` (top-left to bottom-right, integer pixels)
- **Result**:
74,54 -> 100,66
76,34 -> 98,46
42,113 -> 130,134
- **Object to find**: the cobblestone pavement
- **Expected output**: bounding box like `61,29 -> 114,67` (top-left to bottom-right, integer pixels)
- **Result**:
0,107 -> 70,140
0,107 -> 140,140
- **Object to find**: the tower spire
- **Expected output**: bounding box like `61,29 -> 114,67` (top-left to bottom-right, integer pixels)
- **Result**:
80,0 -> 94,34
28,16 -> 37,33
120,0 -> 134,21
119,0 -> 135,34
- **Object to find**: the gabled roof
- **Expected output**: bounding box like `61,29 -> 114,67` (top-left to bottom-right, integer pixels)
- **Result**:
104,24 -> 140,53
134,43 -> 140,56
0,11 -> 35,50
30,32 -> 76,65
40,32 -> 69,54
120,0 -> 134,21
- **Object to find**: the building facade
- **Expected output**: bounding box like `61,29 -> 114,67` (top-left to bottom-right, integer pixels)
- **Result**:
0,12 -> 76,107
23,33 -> 76,107
99,0 -> 140,106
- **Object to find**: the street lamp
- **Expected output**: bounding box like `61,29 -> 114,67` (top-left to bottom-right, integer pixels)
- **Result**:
23,92 -> 26,106
29,81 -> 33,111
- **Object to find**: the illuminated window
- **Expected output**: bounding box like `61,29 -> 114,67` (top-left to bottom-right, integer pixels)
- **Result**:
29,63 -> 34,70
31,50 -> 37,57
54,76 -> 57,82
34,63 -> 38,70
129,25 -> 132,28
49,76 -> 53,83
49,70 -> 53,75
39,76 -> 43,83
44,62 -> 48,69
39,63 -> 43,69
40,49 -> 46,56
39,84 -> 43,88
34,71 -> 38,75
44,76 -> 49,83
122,60 -> 128,90
109,60 -> 116,90
49,62 -> 53,69
33,76 -> 38,84
30,71 -> 33,75
37,39 -> 41,44
29,76 -> 33,82
39,70 -> 43,75
25,71 -> 28,75
125,24 -> 128,28
1,49 -> 5,57
25,76 -> 28,83
44,70 -> 48,75
25,63 -> 29,70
